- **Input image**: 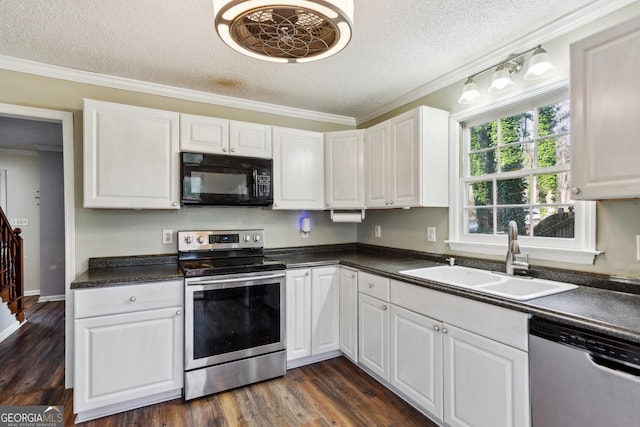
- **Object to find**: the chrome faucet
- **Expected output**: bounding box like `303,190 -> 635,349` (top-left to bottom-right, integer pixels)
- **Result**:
506,220 -> 529,275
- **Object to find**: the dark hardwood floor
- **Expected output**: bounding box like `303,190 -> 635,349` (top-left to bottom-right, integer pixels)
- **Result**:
0,296 -> 439,427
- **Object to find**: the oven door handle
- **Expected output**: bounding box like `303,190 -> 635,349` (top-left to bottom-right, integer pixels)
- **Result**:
186,272 -> 285,285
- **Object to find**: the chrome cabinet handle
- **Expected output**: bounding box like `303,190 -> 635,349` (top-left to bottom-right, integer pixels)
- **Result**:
176,310 -> 182,316
230,148 -> 236,153
368,283 -> 373,288
389,200 -> 394,205
382,305 -> 387,310
442,328 -> 448,334
222,147 -> 228,152
434,325 -> 440,331
351,273 -> 356,278
305,271 -> 310,276
571,187 -> 581,195
129,296 -> 136,302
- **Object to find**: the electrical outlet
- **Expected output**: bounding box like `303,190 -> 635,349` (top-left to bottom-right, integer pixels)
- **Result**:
162,229 -> 173,245
10,218 -> 28,226
374,225 -> 381,238
427,226 -> 436,242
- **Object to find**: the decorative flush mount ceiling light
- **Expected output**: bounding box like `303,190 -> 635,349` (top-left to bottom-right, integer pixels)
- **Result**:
458,45 -> 556,104
213,0 -> 354,63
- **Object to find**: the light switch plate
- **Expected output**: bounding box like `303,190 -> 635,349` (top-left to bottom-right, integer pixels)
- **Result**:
10,218 -> 28,226
427,226 -> 436,242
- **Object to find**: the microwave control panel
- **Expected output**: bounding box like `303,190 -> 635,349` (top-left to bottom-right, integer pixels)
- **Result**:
256,175 -> 271,197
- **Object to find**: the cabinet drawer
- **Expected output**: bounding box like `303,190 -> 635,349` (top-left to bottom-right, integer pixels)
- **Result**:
75,280 -> 183,319
358,272 -> 390,301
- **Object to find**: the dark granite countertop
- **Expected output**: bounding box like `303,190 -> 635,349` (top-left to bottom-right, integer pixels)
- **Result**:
71,247 -> 640,343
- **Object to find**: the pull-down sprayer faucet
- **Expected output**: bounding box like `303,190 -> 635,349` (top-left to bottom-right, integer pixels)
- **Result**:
506,220 -> 529,275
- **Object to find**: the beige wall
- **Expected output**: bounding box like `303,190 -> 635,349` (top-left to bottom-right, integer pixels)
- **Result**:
0,152 -> 40,292
0,70 -> 354,274
358,2 -> 640,279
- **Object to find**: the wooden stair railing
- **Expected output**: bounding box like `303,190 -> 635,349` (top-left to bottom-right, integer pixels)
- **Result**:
0,206 -> 25,322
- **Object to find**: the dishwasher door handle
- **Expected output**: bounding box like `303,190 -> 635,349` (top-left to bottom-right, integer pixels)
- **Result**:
588,353 -> 640,381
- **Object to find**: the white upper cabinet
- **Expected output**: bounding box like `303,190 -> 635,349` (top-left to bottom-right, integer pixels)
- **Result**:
272,127 -> 325,210
83,99 -> 180,209
570,16 -> 640,200
229,120 -> 272,159
325,129 -> 365,209
180,114 -> 271,158
365,106 -> 449,208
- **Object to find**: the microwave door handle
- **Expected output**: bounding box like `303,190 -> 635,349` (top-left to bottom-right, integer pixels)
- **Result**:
252,170 -> 258,197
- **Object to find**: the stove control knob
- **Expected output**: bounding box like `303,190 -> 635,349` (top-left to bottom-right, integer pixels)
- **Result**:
253,234 -> 261,242
185,236 -> 193,244
243,234 -> 252,242
197,236 -> 205,244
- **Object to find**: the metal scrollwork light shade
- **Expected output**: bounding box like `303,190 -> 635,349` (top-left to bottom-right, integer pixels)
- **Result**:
213,0 -> 354,63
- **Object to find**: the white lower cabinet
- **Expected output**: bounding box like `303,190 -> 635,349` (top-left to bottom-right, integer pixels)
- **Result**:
443,323 -> 529,427
339,267 -> 358,362
355,275 -> 530,427
358,293 -> 390,380
286,266 -> 340,366
74,280 -> 184,423
390,305 -> 443,418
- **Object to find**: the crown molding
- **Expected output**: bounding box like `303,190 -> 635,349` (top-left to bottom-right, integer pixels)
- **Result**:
0,56 -> 357,127
356,0 -> 638,124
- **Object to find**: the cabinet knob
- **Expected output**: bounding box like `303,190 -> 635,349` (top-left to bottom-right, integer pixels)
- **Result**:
230,148 -> 236,153
351,273 -> 356,278
305,271 -> 310,276
222,147 -> 228,152
382,305 -> 387,310
176,310 -> 182,316
129,296 -> 136,302
571,187 -> 581,195
172,202 -> 178,206
389,200 -> 394,205
385,201 -> 389,206
434,325 -> 440,331
442,328 -> 448,334
368,283 -> 373,288
326,203 -> 331,207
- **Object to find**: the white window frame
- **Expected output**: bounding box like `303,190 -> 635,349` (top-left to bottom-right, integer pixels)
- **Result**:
445,80 -> 601,265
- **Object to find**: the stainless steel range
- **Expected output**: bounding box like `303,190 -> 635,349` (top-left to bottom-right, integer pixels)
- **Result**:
178,229 -> 286,401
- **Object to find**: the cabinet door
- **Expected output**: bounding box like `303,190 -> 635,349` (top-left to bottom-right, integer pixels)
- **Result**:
358,293 -> 389,381
570,16 -> 640,200
74,306 -> 183,413
180,113 -> 229,154
311,266 -> 340,355
390,305 -> 443,419
389,109 -> 420,207
286,269 -> 312,361
443,323 -> 529,427
364,121 -> 391,208
339,267 -> 358,362
83,99 -> 180,209
230,121 -> 272,159
325,130 -> 365,209
272,127 -> 325,210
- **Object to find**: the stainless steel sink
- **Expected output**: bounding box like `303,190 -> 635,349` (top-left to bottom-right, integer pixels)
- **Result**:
399,265 -> 577,301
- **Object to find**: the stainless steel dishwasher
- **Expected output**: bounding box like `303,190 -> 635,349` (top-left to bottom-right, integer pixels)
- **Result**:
529,317 -> 640,427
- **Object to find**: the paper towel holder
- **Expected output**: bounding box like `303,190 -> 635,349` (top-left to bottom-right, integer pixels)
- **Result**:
330,209 -> 366,223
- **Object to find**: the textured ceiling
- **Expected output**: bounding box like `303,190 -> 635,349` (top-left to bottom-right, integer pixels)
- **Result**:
0,0 -> 617,123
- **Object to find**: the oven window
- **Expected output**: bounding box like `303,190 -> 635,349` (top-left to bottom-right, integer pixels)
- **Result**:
192,282 -> 281,359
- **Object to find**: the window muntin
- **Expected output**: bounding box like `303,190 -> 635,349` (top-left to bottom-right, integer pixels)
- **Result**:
464,100 -> 573,239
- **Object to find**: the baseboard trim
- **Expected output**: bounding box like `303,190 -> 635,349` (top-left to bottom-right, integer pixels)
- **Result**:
286,350 -> 342,370
24,290 -> 40,297
38,294 -> 66,303
0,319 -> 23,344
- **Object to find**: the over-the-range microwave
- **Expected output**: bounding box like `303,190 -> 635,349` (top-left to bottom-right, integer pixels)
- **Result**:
180,152 -> 273,206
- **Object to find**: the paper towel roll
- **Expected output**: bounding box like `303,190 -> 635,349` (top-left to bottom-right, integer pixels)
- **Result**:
331,212 -> 363,223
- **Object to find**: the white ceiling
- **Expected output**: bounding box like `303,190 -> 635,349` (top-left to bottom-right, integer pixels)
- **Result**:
0,0 -> 630,125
